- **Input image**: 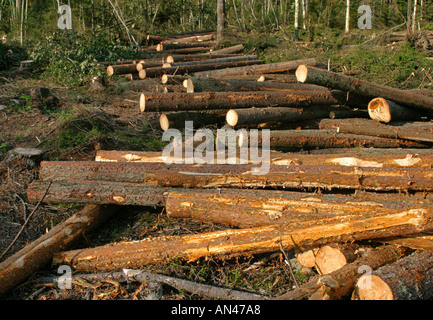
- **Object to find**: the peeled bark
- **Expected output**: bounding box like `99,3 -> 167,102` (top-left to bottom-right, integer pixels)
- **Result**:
368,97 -> 427,123
296,65 -> 433,112
52,209 -> 433,272
0,205 -> 119,297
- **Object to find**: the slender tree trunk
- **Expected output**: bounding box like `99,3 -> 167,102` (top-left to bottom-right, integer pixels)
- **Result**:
217,0 -> 225,42
345,0 -> 350,33
294,0 -> 299,40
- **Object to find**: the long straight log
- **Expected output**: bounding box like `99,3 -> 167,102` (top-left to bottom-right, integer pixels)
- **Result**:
352,250 -> 433,300
0,204 -> 119,297
378,233 -> 433,251
159,110 -> 226,131
139,59 -> 261,79
209,44 -> 245,54
319,118 -> 433,144
156,42 -> 216,51
166,55 -> 259,68
368,97 -> 428,123
146,30 -> 215,42
52,209 -> 433,272
107,64 -> 138,76
139,90 -> 344,112
296,65 -> 433,112
193,58 -> 317,77
166,53 -> 245,63
161,33 -> 215,44
36,161 -> 433,192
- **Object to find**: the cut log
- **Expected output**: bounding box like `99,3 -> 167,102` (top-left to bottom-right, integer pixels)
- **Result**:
139,90 -> 344,112
185,77 -> 328,93
209,44 -> 245,54
36,161 -> 433,192
153,47 -> 212,54
159,110 -> 226,131
238,129 -> 428,149
167,55 -> 258,68
328,109 -> 369,119
139,59 -> 261,79
161,74 -> 190,85
52,209 -> 433,272
106,64 -> 138,76
147,30 -> 215,42
377,233 -> 433,251
296,65 -> 433,112
156,42 -> 216,51
319,118 -> 433,144
296,249 -> 319,269
162,33 -> 215,44
353,250 -> 433,300
136,60 -> 165,71
0,204 -> 119,297
166,53 -> 244,63
367,97 -> 428,123
193,58 -> 317,77
314,244 -> 361,275
276,245 -> 412,300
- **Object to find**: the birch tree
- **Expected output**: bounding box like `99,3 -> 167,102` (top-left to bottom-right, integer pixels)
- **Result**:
345,0 -> 350,33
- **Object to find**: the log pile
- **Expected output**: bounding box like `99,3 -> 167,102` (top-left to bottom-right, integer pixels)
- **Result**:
8,31 -> 433,300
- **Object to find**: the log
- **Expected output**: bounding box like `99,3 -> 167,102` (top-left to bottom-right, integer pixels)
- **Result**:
153,47 -> 212,54
319,118 -> 433,144
296,65 -> 433,112
296,249 -> 319,269
161,74 -> 190,85
147,30 -> 215,42
367,97 -> 428,123
377,233 -> 433,251
36,161 -> 433,192
0,204 -> 119,297
193,58 -> 317,77
314,244 -> 361,275
136,60 -> 165,71
166,55 -> 259,67
139,90 -> 344,112
209,44 -> 245,54
328,109 -> 369,119
161,33 -> 215,44
276,245 -> 412,300
52,209 -> 433,272
139,59 -> 262,79
156,42 -> 216,52
159,110 -> 226,131
166,53 -> 245,63
352,250 -> 433,300
185,77 -> 328,93
238,129 -> 428,149
106,64 -> 138,76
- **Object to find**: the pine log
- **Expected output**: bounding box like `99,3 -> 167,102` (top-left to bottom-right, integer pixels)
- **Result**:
147,30 -> 215,42
314,244 -> 361,275
156,42 -> 216,52
136,60 -> 165,71
238,129 -> 428,149
166,53 -> 245,63
377,233 -> 433,251
139,90 -> 344,112
153,47 -> 212,54
161,33 -> 215,44
161,74 -> 190,85
185,77 -> 328,93
276,245 -> 412,300
167,55 -> 259,68
368,97 -> 427,123
0,204 -> 119,297
329,109 -> 369,119
37,161 -> 433,192
296,249 -> 319,269
352,250 -> 433,300
319,118 -> 433,144
159,110 -> 226,131
296,65 -> 433,112
193,58 -> 317,77
106,64 -> 138,76
209,44 -> 245,54
52,209 -> 433,272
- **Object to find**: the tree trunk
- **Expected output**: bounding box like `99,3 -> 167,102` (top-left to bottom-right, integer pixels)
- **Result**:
166,53 -> 244,63
367,97 -> 428,123
0,205 -> 119,297
353,250 -> 433,300
166,55 -> 259,68
209,44 -> 245,54
159,110 -> 226,131
156,41 -> 215,51
296,65 -> 433,112
139,90 -> 343,112
52,209 -> 433,272
217,0 -> 225,42
161,74 -> 190,85
378,233 -> 433,251
345,0 -> 350,33
194,58 -> 317,77
106,63 -> 138,76
319,118 -> 433,144
161,33 -> 215,44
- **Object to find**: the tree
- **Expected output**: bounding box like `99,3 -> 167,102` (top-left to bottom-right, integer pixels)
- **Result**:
345,0 -> 350,33
217,0 -> 225,42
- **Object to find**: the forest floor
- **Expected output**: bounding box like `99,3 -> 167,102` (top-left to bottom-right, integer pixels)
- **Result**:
1,28 -> 433,300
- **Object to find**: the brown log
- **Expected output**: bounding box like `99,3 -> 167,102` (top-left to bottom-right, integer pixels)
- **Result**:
146,30 -> 215,42
167,55 -> 259,68
161,33 -> 215,44
52,209 -> 433,272
209,44 -> 245,54
296,65 -> 433,112
166,53 -> 245,63
37,161 -> 433,192
319,118 -> 433,144
156,41 -> 216,52
161,74 -> 190,85
352,250 -> 433,300
185,77 -> 328,93
296,249 -> 319,269
106,64 -> 138,76
368,97 -> 428,123
328,109 -> 369,119
276,245 -> 412,300
314,244 -> 361,275
136,60 -> 165,71
377,233 -> 433,251
0,204 -> 119,297
193,58 -> 317,77
139,59 -> 261,79
238,129 -> 428,149
159,110 -> 226,131
139,90 -> 344,112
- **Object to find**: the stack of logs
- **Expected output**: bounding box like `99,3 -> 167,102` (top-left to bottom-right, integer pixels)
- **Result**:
5,30 -> 433,300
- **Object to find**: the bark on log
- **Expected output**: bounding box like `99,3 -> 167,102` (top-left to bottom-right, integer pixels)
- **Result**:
139,60 -> 261,79
276,245 -> 412,300
107,64 -> 138,76
147,30 -> 215,42
166,53 -> 244,63
377,233 -> 433,251
209,44 -> 245,54
161,74 -> 190,85
136,60 -> 165,71
159,110 -> 226,131
139,90 -> 343,112
352,250 -> 433,300
0,204 -> 119,297
167,55 -> 258,68
319,118 -> 433,144
296,249 -> 319,268
193,59 -> 317,77
368,97 -> 428,123
296,65 -> 433,112
156,42 -> 216,51
314,244 -> 361,275
161,33 -> 215,44
52,209 -> 433,272
37,161 -> 433,192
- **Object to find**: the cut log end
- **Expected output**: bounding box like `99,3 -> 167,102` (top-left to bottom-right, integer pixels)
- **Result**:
186,78 -> 194,93
139,70 -> 146,79
156,43 -> 164,51
159,113 -> 170,131
106,66 -> 114,77
166,56 -> 175,63
139,94 -> 146,112
368,98 -> 391,123
257,75 -> 266,82
354,275 -> 394,300
226,109 -> 239,126
161,74 -> 169,84
295,64 -> 309,83
315,245 -> 354,275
